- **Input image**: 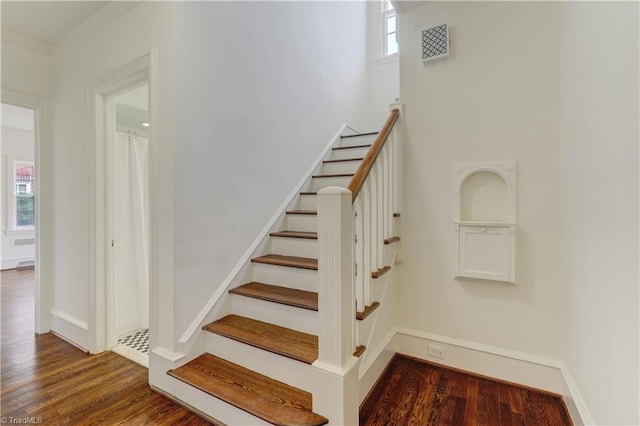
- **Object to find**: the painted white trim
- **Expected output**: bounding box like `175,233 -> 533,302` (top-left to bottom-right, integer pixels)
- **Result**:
87,53 -> 156,355
396,327 -> 564,373
559,364 -> 594,426
55,2 -> 144,53
51,309 -> 89,351
1,89 -> 54,335
151,346 -> 185,363
177,123 -> 350,351
1,256 -> 35,271
1,31 -> 52,56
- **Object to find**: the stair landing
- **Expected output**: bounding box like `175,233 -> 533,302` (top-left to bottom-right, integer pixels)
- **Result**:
168,354 -> 328,426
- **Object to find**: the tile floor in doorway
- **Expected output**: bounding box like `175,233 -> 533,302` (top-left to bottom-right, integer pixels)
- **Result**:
112,329 -> 149,367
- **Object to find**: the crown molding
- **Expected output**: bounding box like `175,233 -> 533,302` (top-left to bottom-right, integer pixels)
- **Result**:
1,30 -> 52,56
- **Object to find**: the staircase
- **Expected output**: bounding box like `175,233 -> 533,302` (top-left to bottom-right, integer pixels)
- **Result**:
167,131 -> 385,425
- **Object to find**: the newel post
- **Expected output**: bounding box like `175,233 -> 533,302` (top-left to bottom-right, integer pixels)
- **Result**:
316,186 -> 355,371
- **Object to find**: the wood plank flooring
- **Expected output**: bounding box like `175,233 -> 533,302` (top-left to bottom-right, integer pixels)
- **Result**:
360,354 -> 572,426
0,269 -> 211,425
2,270 -> 572,426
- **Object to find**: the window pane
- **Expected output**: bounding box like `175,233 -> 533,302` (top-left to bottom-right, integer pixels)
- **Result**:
386,15 -> 396,34
14,162 -> 34,227
387,33 -> 398,55
16,195 -> 34,226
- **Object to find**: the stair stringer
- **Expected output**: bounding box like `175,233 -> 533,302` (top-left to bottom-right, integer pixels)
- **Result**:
355,240 -> 402,405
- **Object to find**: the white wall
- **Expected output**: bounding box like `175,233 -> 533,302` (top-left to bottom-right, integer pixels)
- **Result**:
367,1 -> 400,126
397,2 -> 566,359
51,2 -> 175,350
561,2 -> 639,424
1,126 -> 36,269
1,41 -> 53,99
172,1 -> 371,337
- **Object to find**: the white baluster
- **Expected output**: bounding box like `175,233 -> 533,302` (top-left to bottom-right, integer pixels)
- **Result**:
388,136 -> 395,237
363,179 -> 373,307
376,159 -> 384,268
354,196 -> 364,313
369,168 -> 378,284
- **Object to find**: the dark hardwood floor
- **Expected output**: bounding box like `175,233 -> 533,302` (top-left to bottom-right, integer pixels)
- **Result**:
360,354 -> 572,426
1,269 -> 211,425
2,269 -> 571,426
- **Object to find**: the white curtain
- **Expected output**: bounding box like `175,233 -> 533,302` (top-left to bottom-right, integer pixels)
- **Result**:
114,131 -> 149,336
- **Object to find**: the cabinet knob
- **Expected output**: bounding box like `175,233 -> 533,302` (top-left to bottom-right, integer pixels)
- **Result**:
481,227 -> 486,233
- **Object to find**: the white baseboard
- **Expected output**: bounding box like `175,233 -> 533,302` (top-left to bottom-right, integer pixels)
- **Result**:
50,309 -> 88,351
1,256 -> 35,270
558,364 -> 593,425
357,326 -> 589,425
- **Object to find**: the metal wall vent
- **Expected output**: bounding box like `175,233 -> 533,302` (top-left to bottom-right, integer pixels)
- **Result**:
421,23 -> 449,63
15,238 -> 35,246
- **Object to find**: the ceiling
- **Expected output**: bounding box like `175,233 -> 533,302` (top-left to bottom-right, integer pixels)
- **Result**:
1,1 -> 109,47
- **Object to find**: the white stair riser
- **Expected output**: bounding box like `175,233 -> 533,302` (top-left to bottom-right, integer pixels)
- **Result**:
205,333 -> 316,393
335,134 -> 378,147
252,263 -> 318,292
271,236 -> 318,259
311,176 -> 352,192
287,214 -> 317,232
299,194 -> 317,211
330,146 -> 371,160
230,294 -> 318,335
320,160 -> 362,175
174,379 -> 270,425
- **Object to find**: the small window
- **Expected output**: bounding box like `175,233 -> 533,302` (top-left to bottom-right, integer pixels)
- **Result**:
383,0 -> 398,56
14,162 -> 35,228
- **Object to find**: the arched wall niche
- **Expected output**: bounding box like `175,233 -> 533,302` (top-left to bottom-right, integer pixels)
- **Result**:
460,170 -> 509,222
452,161 -> 517,283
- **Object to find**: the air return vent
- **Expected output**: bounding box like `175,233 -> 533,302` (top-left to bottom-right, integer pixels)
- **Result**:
421,23 -> 449,63
15,238 -> 35,246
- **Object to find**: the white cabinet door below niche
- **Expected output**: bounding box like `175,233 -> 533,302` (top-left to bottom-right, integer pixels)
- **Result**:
458,225 -> 513,282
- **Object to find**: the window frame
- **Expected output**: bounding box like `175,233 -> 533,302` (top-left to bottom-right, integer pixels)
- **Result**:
7,159 -> 35,231
383,1 -> 398,57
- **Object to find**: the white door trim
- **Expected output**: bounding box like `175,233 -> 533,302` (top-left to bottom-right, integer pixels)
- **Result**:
1,90 -> 53,334
87,52 -> 157,354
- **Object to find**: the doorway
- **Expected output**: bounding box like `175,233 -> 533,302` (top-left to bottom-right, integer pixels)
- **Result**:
0,96 -> 51,335
87,53 -> 154,361
108,85 -> 150,367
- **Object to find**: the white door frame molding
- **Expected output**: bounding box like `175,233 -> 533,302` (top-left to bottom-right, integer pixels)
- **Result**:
86,52 -> 159,354
1,90 -> 53,334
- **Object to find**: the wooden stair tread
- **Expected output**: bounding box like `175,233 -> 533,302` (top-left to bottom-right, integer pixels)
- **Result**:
312,173 -> 355,178
323,157 -> 364,163
384,236 -> 400,244
332,144 -> 372,151
356,302 -> 380,321
286,209 -> 317,215
372,266 -> 391,279
341,132 -> 378,138
251,254 -> 318,270
353,345 -> 367,357
270,230 -> 318,240
230,282 -> 318,311
203,315 -> 318,364
168,354 -> 328,426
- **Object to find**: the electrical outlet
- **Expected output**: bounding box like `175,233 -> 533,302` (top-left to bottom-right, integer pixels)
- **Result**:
428,344 -> 446,359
